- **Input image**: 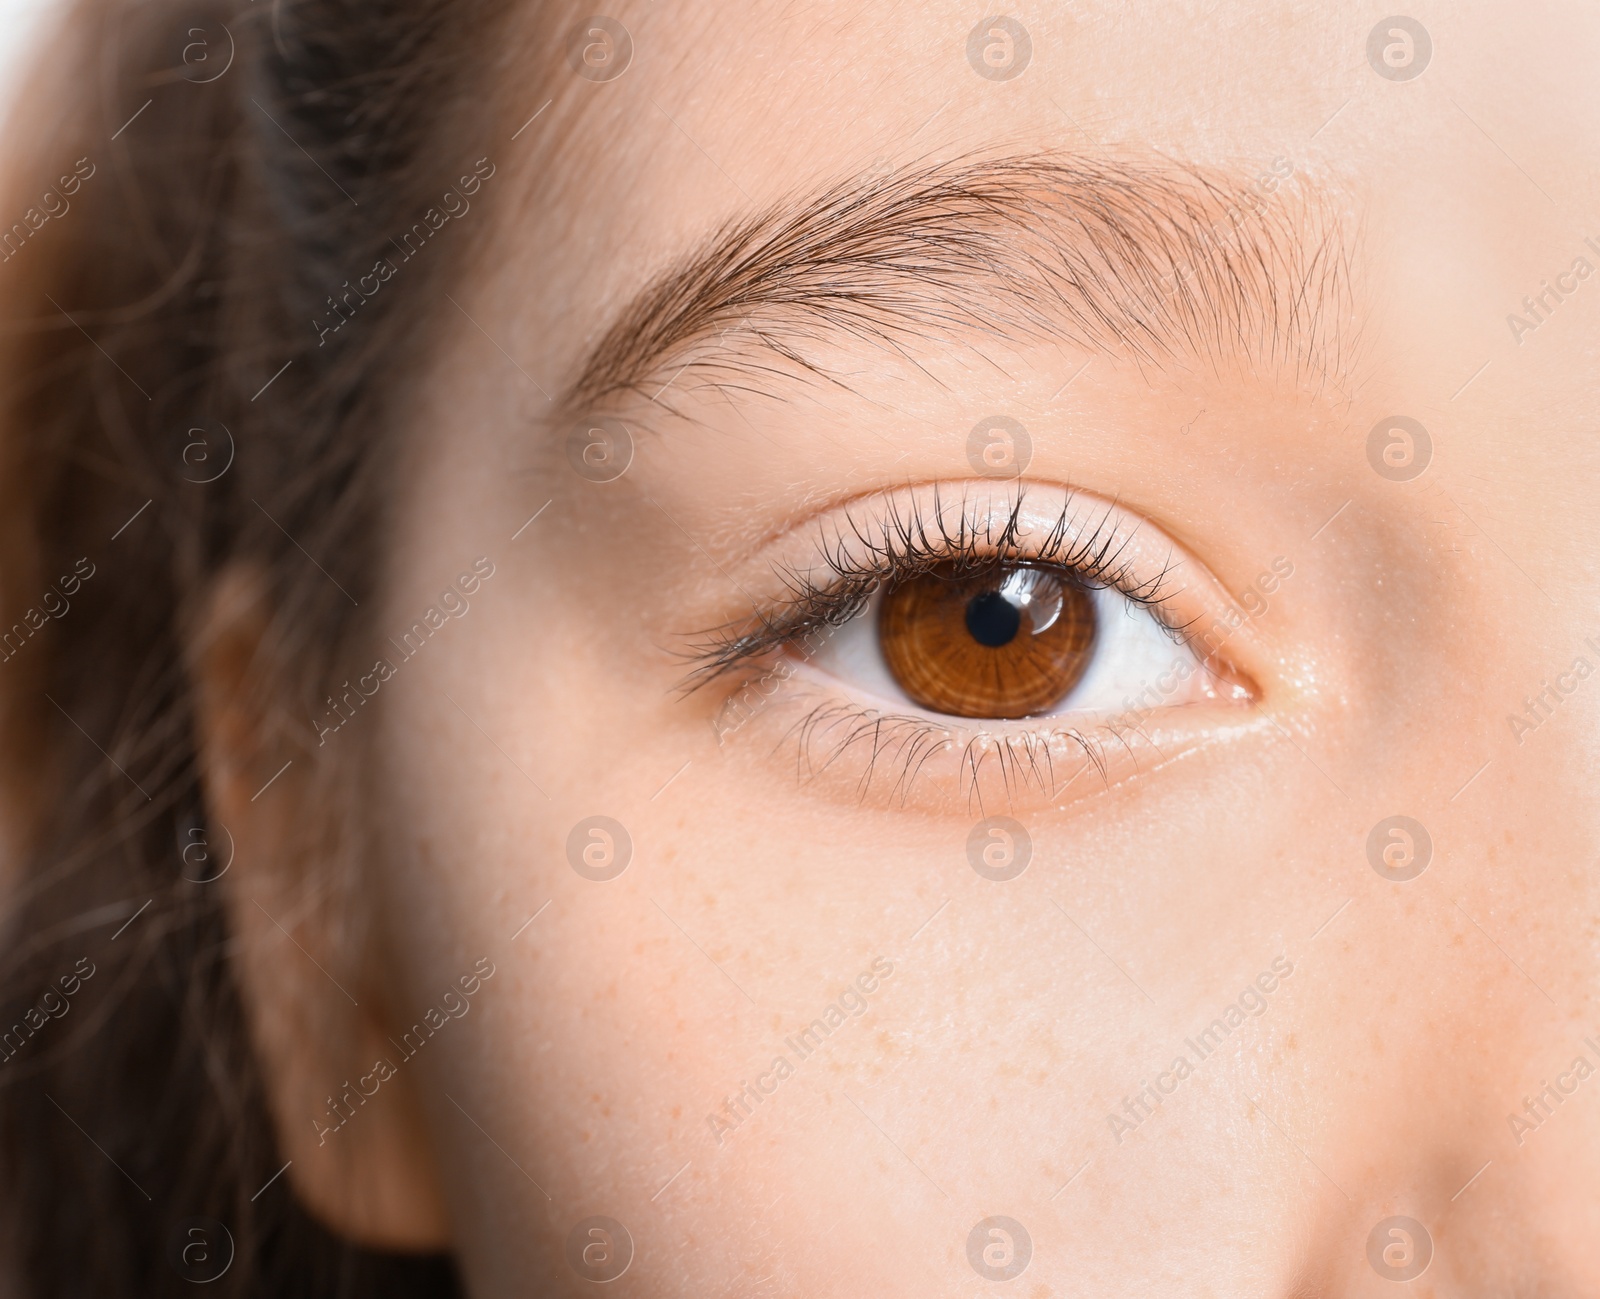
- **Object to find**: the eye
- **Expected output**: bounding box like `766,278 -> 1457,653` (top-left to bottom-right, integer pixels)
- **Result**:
878,562 -> 1096,718
681,481 -> 1258,798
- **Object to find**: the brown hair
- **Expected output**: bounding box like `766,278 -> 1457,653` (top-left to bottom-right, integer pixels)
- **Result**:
0,0 -> 518,1291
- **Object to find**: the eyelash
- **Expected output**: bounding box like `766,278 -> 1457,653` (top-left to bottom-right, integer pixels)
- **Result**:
681,486 -> 1195,691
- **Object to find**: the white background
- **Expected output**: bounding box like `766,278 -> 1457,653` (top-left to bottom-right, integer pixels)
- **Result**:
0,0 -> 58,129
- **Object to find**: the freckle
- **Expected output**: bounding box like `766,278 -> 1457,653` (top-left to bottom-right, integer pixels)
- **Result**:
1030,1284 -> 1053,1299
1370,1030 -> 1385,1056
1504,830 -> 1515,846
671,1106 -> 681,1119
1283,1033 -> 1298,1052
580,1130 -> 592,1142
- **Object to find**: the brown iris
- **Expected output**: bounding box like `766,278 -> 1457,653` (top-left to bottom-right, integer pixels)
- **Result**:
878,562 -> 1097,718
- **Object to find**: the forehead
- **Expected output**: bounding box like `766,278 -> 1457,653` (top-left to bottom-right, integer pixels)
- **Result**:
460,0 -> 1600,499
499,5 -> 1598,382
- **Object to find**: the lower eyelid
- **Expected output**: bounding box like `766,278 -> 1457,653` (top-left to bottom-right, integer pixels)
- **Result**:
709,668 -> 1261,815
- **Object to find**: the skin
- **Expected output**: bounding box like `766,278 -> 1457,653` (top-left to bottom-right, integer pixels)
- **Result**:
202,2 -> 1600,1295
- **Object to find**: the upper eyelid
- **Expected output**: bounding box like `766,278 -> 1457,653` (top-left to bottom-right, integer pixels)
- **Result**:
678,486 -> 1200,691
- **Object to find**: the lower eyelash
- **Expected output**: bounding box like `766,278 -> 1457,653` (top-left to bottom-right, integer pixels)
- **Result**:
767,688 -> 1148,812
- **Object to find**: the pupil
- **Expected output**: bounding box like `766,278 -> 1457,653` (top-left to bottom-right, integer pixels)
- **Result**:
964,590 -> 1021,647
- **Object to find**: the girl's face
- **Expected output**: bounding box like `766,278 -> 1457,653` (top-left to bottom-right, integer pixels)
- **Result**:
216,2 -> 1600,1294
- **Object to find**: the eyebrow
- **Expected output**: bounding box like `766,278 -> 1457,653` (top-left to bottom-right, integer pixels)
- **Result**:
560,153 -> 1354,415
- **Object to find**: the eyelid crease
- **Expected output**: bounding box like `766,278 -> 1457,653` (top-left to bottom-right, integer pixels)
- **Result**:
677,484 -> 1197,694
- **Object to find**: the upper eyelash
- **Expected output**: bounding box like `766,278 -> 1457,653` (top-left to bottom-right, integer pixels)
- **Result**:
679,485 -> 1195,692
